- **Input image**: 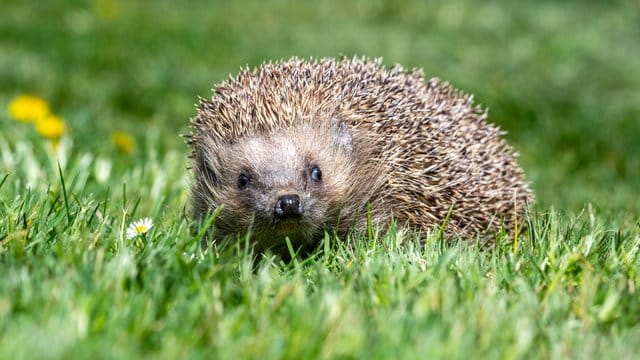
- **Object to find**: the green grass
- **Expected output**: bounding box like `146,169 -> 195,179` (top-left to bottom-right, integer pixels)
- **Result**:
1,0 -> 639,358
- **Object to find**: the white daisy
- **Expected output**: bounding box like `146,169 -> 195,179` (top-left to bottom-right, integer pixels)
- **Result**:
126,217 -> 154,239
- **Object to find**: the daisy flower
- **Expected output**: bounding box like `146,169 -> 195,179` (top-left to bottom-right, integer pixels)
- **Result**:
126,217 -> 154,239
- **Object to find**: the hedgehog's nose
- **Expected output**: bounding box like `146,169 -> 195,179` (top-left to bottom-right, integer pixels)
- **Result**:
274,194 -> 304,218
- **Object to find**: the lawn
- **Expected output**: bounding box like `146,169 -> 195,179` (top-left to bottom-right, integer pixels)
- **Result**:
1,0 -> 639,358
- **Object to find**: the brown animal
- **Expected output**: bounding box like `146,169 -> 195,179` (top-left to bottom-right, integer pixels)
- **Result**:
188,57 -> 533,255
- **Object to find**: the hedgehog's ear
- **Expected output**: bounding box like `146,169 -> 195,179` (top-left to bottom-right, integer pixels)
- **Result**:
196,150 -> 219,185
202,157 -> 218,185
197,137 -> 224,186
332,120 -> 353,153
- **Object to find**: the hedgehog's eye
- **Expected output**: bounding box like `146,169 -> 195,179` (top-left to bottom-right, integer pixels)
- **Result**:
238,174 -> 250,189
309,166 -> 322,183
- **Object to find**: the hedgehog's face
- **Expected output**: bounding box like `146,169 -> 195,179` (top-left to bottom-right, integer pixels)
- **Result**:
193,121 -> 355,255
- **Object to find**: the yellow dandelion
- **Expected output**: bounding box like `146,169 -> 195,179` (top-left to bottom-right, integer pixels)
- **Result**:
93,0 -> 120,20
111,131 -> 135,154
126,217 -> 154,239
34,115 -> 66,140
8,94 -> 51,123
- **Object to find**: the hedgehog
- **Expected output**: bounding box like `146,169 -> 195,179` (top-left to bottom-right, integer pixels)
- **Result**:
188,57 -> 533,256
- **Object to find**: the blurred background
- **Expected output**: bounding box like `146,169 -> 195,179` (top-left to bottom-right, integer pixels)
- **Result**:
1,0 -> 639,216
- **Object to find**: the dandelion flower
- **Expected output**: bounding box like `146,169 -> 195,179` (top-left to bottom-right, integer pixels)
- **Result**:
126,217 -> 154,239
8,94 -> 50,122
111,131 -> 135,154
94,0 -> 120,20
34,114 -> 66,140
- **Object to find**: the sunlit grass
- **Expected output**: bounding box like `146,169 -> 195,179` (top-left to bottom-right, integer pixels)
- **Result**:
0,0 -> 639,358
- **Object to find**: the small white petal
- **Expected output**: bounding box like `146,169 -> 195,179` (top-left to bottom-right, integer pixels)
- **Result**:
126,217 -> 154,239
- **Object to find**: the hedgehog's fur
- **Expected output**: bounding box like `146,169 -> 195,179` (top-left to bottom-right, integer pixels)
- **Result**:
189,57 -> 533,255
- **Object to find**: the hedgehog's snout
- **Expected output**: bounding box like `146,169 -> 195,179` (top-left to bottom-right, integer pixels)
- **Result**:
274,194 -> 304,219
